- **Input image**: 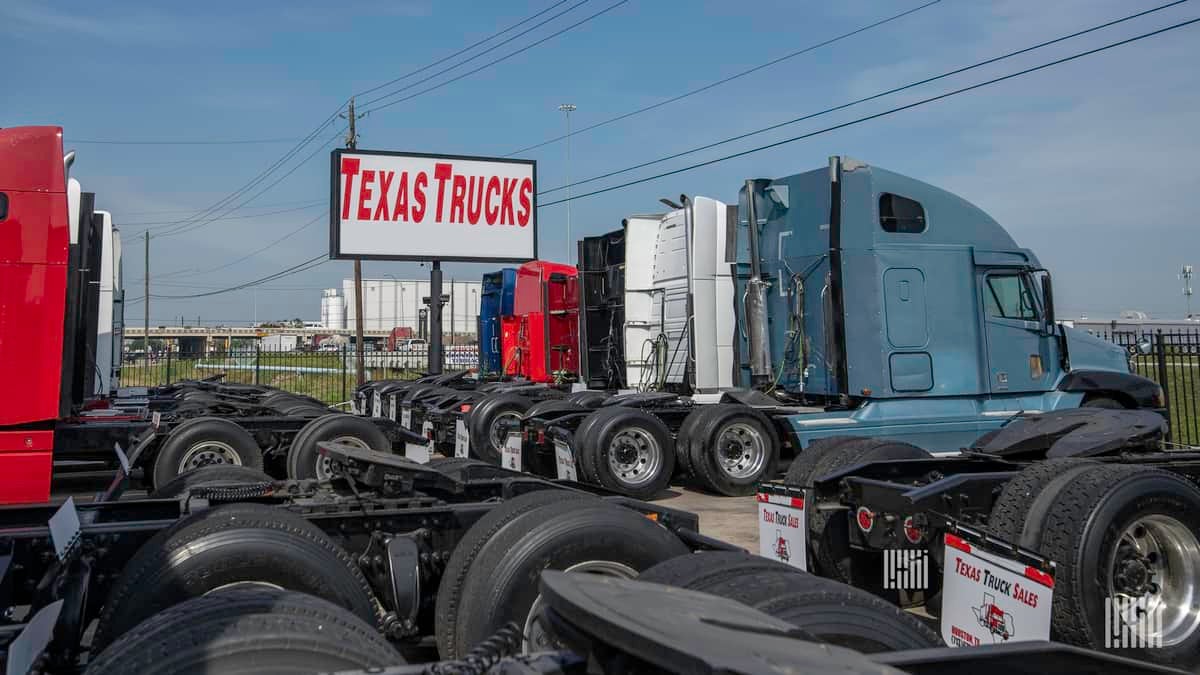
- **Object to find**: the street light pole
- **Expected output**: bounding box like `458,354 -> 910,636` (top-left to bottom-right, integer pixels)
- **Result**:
558,103 -> 577,264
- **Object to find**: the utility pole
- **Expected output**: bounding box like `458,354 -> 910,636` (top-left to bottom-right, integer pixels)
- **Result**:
143,232 -> 150,358
343,97 -> 367,385
558,104 -> 577,263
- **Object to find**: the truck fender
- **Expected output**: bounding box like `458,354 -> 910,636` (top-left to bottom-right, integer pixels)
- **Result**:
1056,369 -> 1161,409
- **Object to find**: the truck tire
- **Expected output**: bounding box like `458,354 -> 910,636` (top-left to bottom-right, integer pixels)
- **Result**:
639,550 -> 795,589
149,465 -> 273,499
985,458 -> 1096,544
524,399 -> 584,418
92,503 -> 379,651
1022,464 -> 1200,667
85,590 -> 400,675
566,390 -> 609,408
279,402 -> 330,416
450,501 -> 688,657
151,417 -> 263,489
783,436 -> 869,488
467,393 -> 533,465
694,567 -> 943,652
287,414 -> 390,480
803,439 -> 931,583
575,406 -> 675,499
435,489 -> 598,658
673,406 -> 708,478
1082,395 -> 1126,409
683,405 -> 780,496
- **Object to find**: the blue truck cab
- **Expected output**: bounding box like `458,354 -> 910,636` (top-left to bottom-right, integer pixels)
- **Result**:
479,268 -> 516,375
733,156 -> 1162,453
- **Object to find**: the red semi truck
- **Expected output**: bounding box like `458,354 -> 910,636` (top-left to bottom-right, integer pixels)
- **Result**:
501,260 -> 579,383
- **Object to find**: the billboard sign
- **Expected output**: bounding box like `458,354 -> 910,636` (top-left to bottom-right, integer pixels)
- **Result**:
330,149 -> 536,262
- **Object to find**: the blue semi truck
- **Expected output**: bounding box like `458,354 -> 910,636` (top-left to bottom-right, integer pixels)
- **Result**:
515,156 -> 1162,498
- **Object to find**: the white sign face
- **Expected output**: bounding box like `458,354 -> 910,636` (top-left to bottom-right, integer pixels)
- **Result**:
389,396 -> 397,420
373,393 -> 382,418
404,441 -> 431,464
151,411 -> 161,429
421,420 -> 434,442
940,533 -> 1054,647
757,491 -> 806,571
454,419 -> 470,458
553,439 -> 577,481
332,150 -> 537,262
502,431 -> 523,471
401,407 -> 412,429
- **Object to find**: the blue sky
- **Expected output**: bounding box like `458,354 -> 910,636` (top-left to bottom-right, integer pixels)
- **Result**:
3,0 -> 1198,325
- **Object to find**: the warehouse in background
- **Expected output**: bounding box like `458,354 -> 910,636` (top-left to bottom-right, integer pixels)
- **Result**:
327,278 -> 482,341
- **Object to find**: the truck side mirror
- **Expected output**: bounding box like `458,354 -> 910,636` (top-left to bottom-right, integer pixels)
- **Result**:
1137,339 -> 1153,355
1039,272 -> 1055,333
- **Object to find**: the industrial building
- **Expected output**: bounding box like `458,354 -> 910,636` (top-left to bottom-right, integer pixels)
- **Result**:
330,278 -> 482,340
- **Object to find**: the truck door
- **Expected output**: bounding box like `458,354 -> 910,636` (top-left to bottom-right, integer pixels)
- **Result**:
980,270 -> 1054,393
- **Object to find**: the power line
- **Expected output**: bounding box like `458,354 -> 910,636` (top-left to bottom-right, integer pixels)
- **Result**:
119,198 -> 325,217
504,0 -> 944,158
125,201 -> 323,229
361,0 -> 630,115
354,0 -> 579,99
149,2 -> 596,239
152,254 -> 330,299
537,0 -> 1188,197
66,137 -> 304,146
152,211 -> 327,280
538,16 -> 1200,208
153,128 -> 344,238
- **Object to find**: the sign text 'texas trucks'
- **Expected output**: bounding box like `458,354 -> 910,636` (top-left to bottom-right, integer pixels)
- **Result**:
330,149 -> 537,262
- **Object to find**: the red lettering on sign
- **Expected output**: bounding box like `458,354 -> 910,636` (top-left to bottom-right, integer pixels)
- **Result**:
516,177 -> 532,226
500,178 -> 516,225
1013,583 -> 1038,608
484,176 -> 500,225
357,170 -> 376,221
954,556 -> 981,582
373,171 -> 394,221
340,157 -> 361,220
392,171 -> 409,221
433,163 -> 453,222
450,175 -> 467,224
466,175 -> 484,225
413,172 -> 428,222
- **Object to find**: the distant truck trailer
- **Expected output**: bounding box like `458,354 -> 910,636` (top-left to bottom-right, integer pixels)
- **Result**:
260,334 -> 300,351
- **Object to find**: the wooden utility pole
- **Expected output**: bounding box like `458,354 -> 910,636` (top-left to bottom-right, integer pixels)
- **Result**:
344,98 -> 366,385
143,232 -> 150,358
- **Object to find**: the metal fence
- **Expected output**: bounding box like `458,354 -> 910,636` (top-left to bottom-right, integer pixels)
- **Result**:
120,345 -> 479,405
1091,329 -> 1200,446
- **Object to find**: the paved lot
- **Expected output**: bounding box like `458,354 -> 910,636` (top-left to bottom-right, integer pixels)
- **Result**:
653,484 -> 759,551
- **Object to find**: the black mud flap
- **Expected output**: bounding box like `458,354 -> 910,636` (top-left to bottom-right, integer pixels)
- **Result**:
974,408 -> 1165,459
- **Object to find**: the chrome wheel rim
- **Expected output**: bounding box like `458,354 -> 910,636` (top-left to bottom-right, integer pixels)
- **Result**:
523,560 -> 638,652
489,411 -> 522,453
607,427 -> 662,488
177,440 -> 242,473
716,422 -> 767,479
1106,514 -> 1200,647
319,435 -> 371,480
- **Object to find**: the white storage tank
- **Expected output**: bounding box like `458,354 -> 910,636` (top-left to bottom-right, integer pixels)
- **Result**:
321,289 -> 346,330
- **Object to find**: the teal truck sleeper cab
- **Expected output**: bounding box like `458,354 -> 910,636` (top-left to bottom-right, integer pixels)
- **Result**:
732,156 -> 1162,454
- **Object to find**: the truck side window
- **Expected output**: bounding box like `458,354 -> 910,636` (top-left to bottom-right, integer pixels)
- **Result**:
879,193 -> 925,233
0,193 -> 7,220
985,274 -> 1039,321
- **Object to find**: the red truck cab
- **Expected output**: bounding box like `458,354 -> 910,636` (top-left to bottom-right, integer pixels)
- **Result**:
0,127 -> 72,504
501,260 -> 579,383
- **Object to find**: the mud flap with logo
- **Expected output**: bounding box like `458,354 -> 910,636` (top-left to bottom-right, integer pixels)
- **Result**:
756,483 -> 806,571
503,431 -> 523,471
940,531 -> 1054,647
454,419 -> 470,457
